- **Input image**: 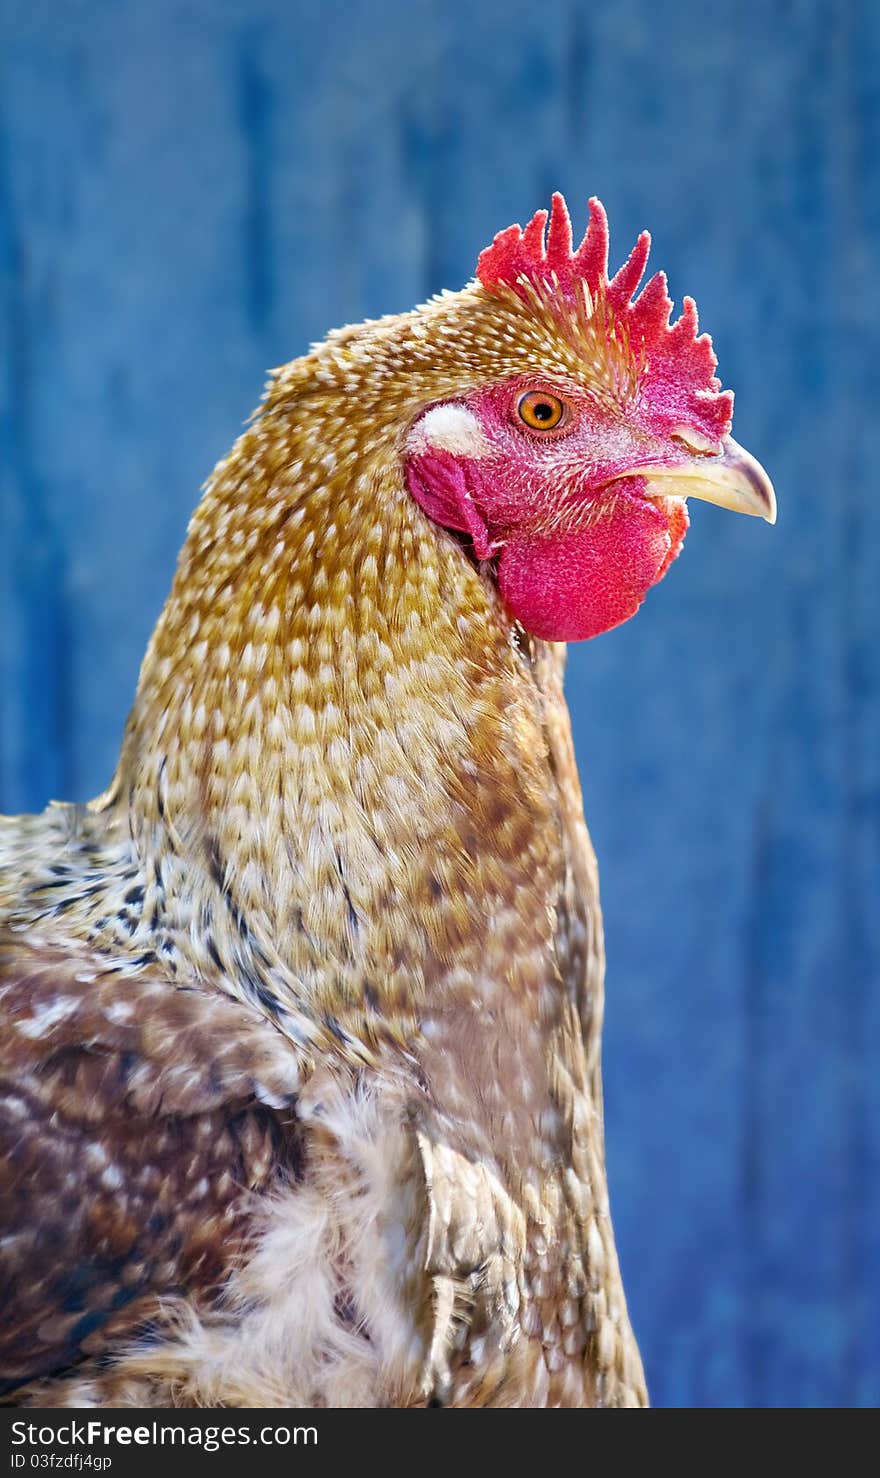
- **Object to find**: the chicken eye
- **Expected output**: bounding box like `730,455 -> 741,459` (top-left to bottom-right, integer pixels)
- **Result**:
517,390 -> 566,432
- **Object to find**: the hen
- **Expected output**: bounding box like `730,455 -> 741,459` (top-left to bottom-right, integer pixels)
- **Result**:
0,195 -> 774,1408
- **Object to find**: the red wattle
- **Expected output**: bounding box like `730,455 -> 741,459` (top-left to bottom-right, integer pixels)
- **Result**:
497,500 -> 688,642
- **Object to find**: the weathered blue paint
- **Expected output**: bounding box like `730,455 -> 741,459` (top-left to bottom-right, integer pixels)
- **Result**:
1,0 -> 877,1408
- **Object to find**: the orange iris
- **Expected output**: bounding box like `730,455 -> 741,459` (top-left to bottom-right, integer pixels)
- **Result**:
517,390 -> 566,432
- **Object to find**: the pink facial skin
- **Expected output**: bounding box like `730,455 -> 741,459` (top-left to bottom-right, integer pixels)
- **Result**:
405,378 -> 694,643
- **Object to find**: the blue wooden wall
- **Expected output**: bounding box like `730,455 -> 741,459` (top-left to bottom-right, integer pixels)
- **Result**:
1,0 -> 877,1408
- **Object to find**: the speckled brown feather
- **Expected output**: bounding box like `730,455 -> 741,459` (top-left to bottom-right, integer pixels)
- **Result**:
0,277 -> 646,1407
0,945 -> 304,1394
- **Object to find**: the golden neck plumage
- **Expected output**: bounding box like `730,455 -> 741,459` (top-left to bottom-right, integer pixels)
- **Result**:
114,335 -> 564,1078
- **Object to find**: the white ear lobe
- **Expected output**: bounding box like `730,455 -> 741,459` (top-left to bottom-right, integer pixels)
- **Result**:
407,403 -> 490,457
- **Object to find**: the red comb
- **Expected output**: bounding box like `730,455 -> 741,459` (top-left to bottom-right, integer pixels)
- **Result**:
477,193 -> 733,438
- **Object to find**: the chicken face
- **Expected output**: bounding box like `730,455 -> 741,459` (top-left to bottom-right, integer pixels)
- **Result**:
404,196 -> 775,642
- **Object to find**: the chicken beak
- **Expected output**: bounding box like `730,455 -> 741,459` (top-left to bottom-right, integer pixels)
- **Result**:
631,436 -> 777,525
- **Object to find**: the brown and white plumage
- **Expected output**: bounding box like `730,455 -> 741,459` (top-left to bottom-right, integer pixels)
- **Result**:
0,196 -> 774,1407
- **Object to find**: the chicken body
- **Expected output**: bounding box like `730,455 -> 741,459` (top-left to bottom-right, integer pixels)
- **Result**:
0,198 -> 773,1406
